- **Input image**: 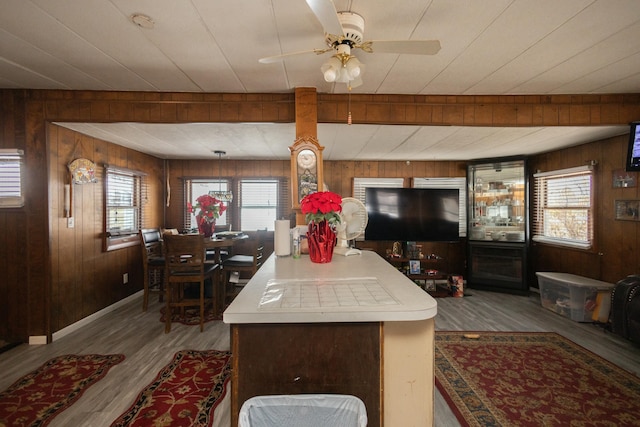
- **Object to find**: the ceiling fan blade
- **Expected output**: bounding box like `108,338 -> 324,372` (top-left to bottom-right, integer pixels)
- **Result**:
305,0 -> 344,36
258,48 -> 331,64
363,40 -> 441,55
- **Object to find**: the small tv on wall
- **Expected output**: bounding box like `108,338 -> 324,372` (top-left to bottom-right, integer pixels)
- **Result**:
364,187 -> 460,242
626,121 -> 640,171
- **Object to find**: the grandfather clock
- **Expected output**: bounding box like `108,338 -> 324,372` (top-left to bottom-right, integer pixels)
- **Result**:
290,136 -> 324,223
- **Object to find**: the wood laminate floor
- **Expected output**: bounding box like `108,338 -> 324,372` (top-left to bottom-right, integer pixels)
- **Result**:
0,288 -> 638,427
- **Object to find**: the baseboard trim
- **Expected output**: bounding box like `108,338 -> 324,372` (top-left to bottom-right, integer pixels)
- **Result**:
28,336 -> 47,345
52,290 -> 142,342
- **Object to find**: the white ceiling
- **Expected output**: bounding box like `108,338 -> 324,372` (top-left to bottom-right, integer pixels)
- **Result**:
3,0 -> 640,160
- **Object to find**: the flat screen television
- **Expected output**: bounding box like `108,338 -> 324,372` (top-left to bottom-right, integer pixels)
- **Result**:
364,187 -> 460,242
626,121 -> 640,171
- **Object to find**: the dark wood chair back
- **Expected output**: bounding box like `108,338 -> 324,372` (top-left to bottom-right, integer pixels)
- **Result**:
162,234 -> 218,333
139,228 -> 165,311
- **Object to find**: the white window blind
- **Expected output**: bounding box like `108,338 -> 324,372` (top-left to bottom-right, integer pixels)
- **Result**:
0,149 -> 24,208
353,177 -> 404,203
533,165 -> 594,249
413,177 -> 467,237
238,179 -> 279,231
105,166 -> 144,237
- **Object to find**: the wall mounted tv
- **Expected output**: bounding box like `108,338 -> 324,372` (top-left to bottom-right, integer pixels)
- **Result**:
626,121 -> 640,171
364,187 -> 460,242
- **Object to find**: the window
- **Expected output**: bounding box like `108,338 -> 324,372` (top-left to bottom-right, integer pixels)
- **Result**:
186,179 -> 230,229
238,179 -> 279,231
105,165 -> 146,250
353,177 -> 405,203
413,177 -> 467,237
0,149 -> 24,208
533,165 -> 594,249
184,178 -> 290,231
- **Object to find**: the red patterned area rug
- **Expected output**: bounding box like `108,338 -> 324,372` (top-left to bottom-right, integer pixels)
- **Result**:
111,349 -> 231,427
0,353 -> 125,427
435,331 -> 640,427
159,307 -> 222,326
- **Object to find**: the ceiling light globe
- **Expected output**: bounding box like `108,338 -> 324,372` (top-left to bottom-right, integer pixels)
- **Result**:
346,58 -> 361,78
324,68 -> 338,82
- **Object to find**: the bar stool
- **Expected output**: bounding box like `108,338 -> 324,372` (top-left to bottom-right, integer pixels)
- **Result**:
163,234 -> 218,333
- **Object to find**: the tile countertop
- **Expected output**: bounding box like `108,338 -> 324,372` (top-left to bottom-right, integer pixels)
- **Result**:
223,250 -> 438,324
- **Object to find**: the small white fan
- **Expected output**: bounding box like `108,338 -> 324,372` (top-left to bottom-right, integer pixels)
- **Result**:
334,197 -> 368,256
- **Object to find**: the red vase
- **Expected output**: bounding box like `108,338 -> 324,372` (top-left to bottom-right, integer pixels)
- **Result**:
307,220 -> 336,263
196,216 -> 216,238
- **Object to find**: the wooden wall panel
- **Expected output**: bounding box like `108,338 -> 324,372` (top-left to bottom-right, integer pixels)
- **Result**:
47,125 -> 165,334
529,134 -> 640,285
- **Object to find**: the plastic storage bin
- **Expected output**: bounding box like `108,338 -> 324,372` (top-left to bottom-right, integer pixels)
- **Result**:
238,394 -> 367,427
536,272 -> 615,322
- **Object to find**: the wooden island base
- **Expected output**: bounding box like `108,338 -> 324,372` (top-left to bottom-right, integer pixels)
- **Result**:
231,322 -> 381,427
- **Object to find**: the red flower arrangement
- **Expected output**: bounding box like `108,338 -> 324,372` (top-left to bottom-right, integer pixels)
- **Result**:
187,194 -> 227,237
187,194 -> 227,221
300,191 -> 343,263
300,191 -> 342,225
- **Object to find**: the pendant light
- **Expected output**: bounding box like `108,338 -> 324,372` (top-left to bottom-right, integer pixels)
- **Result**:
209,150 -> 233,202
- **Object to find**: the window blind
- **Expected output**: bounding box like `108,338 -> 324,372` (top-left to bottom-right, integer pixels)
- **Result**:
105,166 -> 145,237
413,177 -> 467,237
533,165 -> 593,249
238,179 -> 279,231
352,177 -> 404,203
0,149 -> 24,208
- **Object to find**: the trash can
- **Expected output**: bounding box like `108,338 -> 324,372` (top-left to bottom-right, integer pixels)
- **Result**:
238,394 -> 367,427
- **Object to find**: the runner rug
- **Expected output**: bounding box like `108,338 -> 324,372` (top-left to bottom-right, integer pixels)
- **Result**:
0,353 -> 125,427
159,307 -> 222,326
111,349 -> 231,427
435,331 -> 640,427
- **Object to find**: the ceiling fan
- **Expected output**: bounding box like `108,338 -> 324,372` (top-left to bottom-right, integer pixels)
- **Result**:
259,0 -> 441,87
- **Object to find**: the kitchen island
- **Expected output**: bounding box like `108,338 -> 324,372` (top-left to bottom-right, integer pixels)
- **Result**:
223,250 -> 438,426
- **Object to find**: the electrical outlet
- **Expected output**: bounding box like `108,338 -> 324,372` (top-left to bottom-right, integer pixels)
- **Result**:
67,217 -> 74,228
123,273 -> 129,284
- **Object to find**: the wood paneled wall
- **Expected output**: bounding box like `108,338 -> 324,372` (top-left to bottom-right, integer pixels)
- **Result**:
1,88 -> 638,344
529,133 -> 640,285
48,125 -> 165,333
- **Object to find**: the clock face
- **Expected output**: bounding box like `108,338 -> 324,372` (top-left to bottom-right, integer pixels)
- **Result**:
297,149 -> 316,170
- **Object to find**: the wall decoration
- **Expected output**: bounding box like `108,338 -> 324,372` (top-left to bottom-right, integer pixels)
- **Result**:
613,169 -> 636,188
68,158 -> 98,184
615,200 -> 640,221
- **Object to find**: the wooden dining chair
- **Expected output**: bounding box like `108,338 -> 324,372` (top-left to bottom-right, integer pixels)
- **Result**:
222,230 -> 267,303
163,234 -> 219,333
140,228 -> 165,312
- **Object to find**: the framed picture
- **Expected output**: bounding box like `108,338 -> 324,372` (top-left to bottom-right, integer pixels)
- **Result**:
613,169 -> 636,188
409,260 -> 421,275
425,280 -> 436,291
615,200 -> 640,221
